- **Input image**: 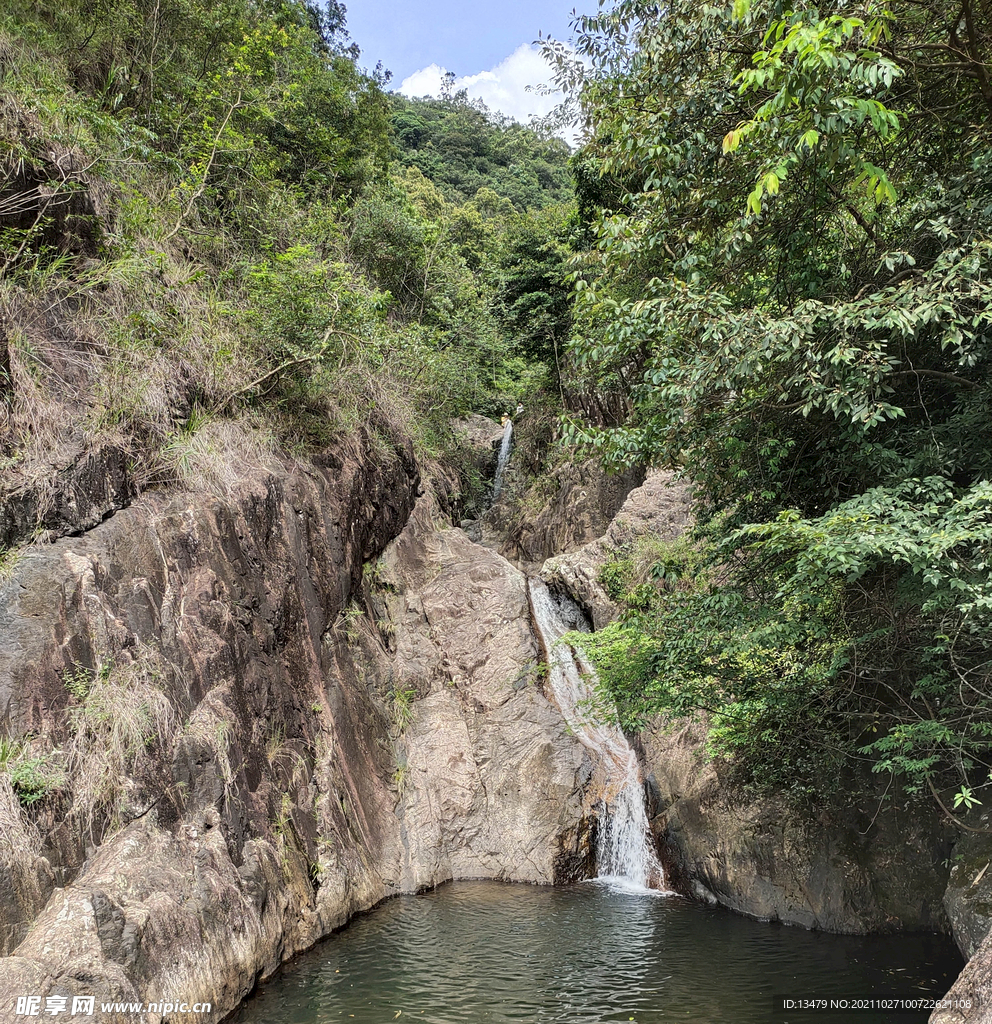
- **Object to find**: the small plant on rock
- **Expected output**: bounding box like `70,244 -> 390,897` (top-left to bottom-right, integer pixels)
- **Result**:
389,686 -> 417,733
1,739 -> 66,806
393,761 -> 411,796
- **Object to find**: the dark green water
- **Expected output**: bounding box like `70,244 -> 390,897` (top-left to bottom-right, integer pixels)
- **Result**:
230,881 -> 963,1024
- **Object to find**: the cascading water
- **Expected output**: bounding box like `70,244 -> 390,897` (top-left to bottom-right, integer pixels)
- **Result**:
528,578 -> 665,891
492,419 -> 513,499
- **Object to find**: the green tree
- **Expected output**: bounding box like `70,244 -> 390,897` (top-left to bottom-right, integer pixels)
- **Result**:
547,0 -> 992,809
389,92 -> 573,210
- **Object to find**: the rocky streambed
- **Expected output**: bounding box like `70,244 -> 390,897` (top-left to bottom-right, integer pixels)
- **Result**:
0,419 -> 988,1023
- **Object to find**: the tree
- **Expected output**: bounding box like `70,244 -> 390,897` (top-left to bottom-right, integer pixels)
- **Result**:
547,0 -> 992,809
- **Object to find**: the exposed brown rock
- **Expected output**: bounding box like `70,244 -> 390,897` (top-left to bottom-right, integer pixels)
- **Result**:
0,433 -> 596,1022
0,444 -> 136,553
641,718 -> 951,933
498,458 -> 646,565
0,423 -> 980,1022
0,431 -> 423,1020
540,469 -> 692,628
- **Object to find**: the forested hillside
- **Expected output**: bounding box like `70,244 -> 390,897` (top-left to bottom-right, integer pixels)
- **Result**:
0,0 -> 571,510
390,93 -> 573,209
547,0 -> 992,813
5,0 -> 992,824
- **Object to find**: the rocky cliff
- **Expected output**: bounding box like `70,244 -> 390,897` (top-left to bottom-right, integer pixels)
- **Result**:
0,429 -> 596,1023
0,423 -> 985,1024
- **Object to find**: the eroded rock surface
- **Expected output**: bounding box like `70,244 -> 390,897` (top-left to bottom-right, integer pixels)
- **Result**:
0,432 -> 421,1020
498,458 -> 645,566
641,719 -> 951,933
932,929 -> 992,1024
0,431 -> 595,1023
540,469 -> 692,629
0,428 -> 979,1022
358,496 -> 595,890
0,444 -> 136,551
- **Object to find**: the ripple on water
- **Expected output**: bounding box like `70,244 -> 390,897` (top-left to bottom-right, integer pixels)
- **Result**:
229,881 -> 963,1024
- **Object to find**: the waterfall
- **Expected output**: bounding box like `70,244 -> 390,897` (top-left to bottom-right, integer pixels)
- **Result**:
528,578 -> 665,891
492,419 -> 513,499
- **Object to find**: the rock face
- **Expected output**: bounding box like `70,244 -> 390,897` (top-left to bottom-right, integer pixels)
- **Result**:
356,495 -> 595,889
930,830 -> 992,1024
944,829 -> 992,960
0,431 -> 422,1021
450,414 -> 505,461
932,930 -> 992,1024
0,431 -> 595,1022
0,444 -> 136,551
448,415 -> 506,518
541,469 -> 692,629
0,778 -> 54,956
0,428 -> 979,1022
641,719 -> 951,933
498,457 -> 646,566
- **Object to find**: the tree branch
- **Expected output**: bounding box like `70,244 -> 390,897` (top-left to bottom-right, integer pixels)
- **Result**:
886,368 -> 981,390
928,776 -> 992,834
163,91 -> 243,242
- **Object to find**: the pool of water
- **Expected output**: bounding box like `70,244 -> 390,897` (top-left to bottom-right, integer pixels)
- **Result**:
230,881 -> 963,1024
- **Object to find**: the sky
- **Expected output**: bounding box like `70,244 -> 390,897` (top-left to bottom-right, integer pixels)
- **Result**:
344,0 -> 578,124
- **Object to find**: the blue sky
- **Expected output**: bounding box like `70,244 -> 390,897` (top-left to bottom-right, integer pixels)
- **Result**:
345,0 -> 578,123
346,0 -> 575,83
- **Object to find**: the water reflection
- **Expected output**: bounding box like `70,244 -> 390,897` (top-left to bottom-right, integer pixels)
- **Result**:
230,881 -> 962,1024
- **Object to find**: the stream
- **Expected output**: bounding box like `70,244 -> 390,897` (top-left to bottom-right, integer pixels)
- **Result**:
230,880 -> 963,1024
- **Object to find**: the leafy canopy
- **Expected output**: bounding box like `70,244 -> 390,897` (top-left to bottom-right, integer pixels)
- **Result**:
546,0 -> 992,809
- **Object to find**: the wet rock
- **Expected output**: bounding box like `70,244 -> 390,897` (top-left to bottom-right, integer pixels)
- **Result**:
538,469 -> 951,934
450,415 -> 505,484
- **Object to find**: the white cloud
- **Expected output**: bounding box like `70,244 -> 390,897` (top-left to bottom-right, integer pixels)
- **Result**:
399,44 -> 563,126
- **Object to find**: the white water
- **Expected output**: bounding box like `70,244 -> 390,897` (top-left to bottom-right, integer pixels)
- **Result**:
492,420 -> 513,499
528,578 -> 665,892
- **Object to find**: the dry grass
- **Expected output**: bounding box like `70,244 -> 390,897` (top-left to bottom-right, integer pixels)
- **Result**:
0,27 -> 456,519
184,699 -> 236,797
66,652 -> 175,834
